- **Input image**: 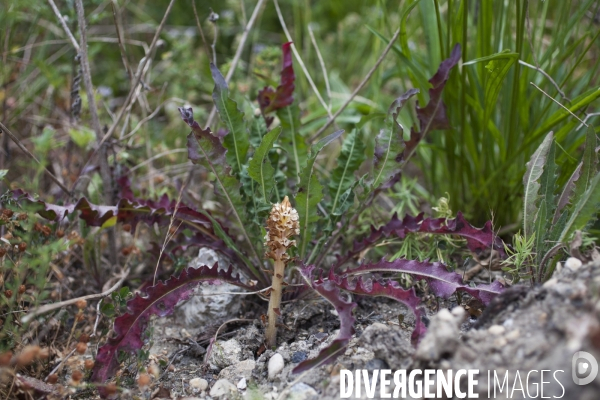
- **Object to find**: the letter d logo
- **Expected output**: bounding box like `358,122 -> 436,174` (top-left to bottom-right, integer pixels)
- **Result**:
572,351 -> 598,385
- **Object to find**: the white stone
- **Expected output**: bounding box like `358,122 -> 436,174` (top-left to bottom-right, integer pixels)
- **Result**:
451,306 -> 466,319
488,325 -> 506,336
209,379 -> 237,397
286,382 -> 318,400
436,308 -> 454,322
237,377 -> 247,390
177,248 -> 242,328
506,329 -> 520,341
565,257 -> 583,271
189,378 -> 208,391
543,278 -> 558,288
268,353 -> 285,380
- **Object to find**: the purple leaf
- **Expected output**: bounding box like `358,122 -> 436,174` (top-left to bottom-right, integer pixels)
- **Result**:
336,212 -> 505,269
92,264 -> 250,395
325,269 -> 426,345
12,188 -> 212,233
346,258 -> 504,305
403,44 -> 461,162
293,265 -> 356,374
258,42 -> 295,126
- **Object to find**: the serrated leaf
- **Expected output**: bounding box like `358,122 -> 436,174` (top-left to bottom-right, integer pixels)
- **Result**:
559,170 -> 600,242
553,163 -> 581,224
180,107 -> 261,266
403,44 -> 461,162
92,264 -> 250,392
548,209 -> 569,244
277,104 -> 307,182
346,258 -> 504,305
293,265 -> 356,373
13,185 -> 212,234
523,132 -> 553,238
572,125 -> 598,203
210,63 -> 249,175
248,127 -> 282,200
533,201 -> 547,265
297,130 -> 344,258
329,129 -> 365,214
371,89 -> 419,190
257,42 -> 294,124
335,212 -> 505,269
535,140 -> 558,261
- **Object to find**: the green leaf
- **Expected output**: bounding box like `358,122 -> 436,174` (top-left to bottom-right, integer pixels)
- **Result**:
572,125 -> 599,203
296,130 -> 344,258
371,89 -> 419,190
69,126 -> 96,150
533,200 -> 547,265
559,170 -> 600,242
329,130 -> 365,214
523,132 -> 553,239
0,170 -> 8,180
180,108 -> 263,281
248,127 -> 282,201
535,139 -> 558,261
277,104 -> 307,182
210,63 -> 250,176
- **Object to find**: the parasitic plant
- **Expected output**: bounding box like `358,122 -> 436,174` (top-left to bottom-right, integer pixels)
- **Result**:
264,196 -> 299,347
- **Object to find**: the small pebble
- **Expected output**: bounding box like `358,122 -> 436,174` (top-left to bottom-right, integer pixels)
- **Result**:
209,379 -> 237,397
291,351 -> 307,363
237,377 -> 247,390
189,378 -> 208,391
488,325 -> 506,335
543,278 -> 558,288
268,353 -> 285,380
451,306 -> 466,319
565,257 -> 582,271
506,329 -> 520,341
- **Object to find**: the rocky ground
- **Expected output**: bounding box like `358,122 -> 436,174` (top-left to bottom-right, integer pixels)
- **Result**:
94,255 -> 599,400
38,251 -> 599,399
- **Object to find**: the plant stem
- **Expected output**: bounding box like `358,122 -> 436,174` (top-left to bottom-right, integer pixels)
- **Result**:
266,259 -> 285,348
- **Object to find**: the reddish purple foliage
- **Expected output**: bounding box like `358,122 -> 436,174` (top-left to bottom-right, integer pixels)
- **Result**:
403,44 -> 461,161
336,212 -> 505,270
293,264 -> 429,373
293,265 -> 356,373
12,189 -> 212,233
257,42 -> 295,126
92,264 -> 250,395
347,258 -> 504,305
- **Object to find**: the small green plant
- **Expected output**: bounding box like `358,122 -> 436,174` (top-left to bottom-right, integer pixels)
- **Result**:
0,200 -> 74,351
508,126 -> 600,283
501,231 -> 536,284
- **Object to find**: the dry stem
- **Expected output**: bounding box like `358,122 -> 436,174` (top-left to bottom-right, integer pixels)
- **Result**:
265,259 -> 285,348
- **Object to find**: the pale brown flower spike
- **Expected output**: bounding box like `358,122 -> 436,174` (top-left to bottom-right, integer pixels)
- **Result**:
265,196 -> 299,348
